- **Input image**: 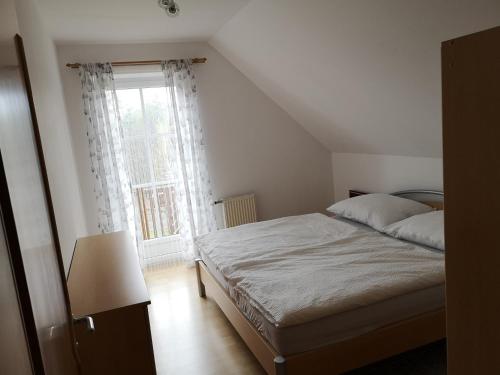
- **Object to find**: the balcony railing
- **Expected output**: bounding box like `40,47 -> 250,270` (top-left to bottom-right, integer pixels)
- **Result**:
133,183 -> 179,240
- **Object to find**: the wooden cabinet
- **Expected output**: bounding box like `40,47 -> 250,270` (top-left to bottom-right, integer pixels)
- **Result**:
442,25 -> 500,374
68,231 -> 156,374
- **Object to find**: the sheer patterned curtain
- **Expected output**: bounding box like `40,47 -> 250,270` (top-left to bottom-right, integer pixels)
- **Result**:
78,63 -> 139,244
161,60 -> 216,260
79,61 -> 216,266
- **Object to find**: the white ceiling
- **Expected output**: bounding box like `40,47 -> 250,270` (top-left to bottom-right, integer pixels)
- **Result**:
38,0 -> 250,43
210,0 -> 500,157
37,0 -> 500,157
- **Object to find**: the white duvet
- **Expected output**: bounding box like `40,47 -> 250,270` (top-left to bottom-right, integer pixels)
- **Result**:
195,213 -> 445,328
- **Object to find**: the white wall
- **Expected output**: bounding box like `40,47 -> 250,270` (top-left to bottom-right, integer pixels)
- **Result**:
14,0 -> 87,272
211,0 -> 500,157
332,153 -> 443,201
56,42 -> 334,234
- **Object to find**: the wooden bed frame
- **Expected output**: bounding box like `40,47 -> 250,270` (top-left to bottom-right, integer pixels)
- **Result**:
195,189 -> 446,374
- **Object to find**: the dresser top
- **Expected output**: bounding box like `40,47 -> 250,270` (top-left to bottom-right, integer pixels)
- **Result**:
68,231 -> 150,316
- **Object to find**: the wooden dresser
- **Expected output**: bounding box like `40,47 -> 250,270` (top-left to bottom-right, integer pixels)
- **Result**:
68,231 -> 156,375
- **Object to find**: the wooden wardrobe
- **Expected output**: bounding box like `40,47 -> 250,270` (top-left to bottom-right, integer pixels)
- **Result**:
442,25 -> 500,374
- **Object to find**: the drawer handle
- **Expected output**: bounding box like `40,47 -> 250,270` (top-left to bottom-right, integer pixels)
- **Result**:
74,316 -> 95,333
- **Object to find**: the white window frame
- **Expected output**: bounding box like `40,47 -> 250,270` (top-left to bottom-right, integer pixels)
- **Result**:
114,71 -> 180,247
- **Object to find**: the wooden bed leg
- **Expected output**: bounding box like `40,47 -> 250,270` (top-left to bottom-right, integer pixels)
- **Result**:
195,259 -> 206,298
274,356 -> 286,375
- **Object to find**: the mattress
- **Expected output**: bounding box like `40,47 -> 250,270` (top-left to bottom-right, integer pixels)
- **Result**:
196,213 -> 445,355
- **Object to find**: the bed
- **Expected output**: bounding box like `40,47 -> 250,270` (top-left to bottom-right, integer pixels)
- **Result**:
194,190 -> 446,374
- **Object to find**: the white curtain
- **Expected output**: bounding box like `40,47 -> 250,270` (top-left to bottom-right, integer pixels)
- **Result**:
79,61 -> 216,266
78,63 -> 138,240
161,60 -> 217,260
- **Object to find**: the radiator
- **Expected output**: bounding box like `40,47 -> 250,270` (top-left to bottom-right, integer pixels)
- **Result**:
221,194 -> 257,228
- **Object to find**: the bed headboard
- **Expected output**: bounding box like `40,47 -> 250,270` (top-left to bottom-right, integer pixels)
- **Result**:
348,189 -> 444,210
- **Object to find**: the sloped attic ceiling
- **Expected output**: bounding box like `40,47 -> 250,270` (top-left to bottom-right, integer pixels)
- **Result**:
210,0 -> 500,157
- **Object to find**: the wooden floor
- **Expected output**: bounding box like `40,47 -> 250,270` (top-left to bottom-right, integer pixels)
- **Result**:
145,266 -> 446,375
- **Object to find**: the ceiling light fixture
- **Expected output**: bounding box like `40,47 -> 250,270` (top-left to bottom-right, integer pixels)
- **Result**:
158,0 -> 180,17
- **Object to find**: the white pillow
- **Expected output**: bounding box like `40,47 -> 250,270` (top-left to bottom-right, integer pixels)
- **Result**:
383,210 -> 444,250
327,193 -> 433,231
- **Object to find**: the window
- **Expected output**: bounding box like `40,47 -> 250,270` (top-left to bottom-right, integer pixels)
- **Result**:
115,72 -> 180,242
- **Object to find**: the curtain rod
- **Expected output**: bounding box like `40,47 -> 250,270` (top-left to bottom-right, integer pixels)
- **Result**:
66,57 -> 207,69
